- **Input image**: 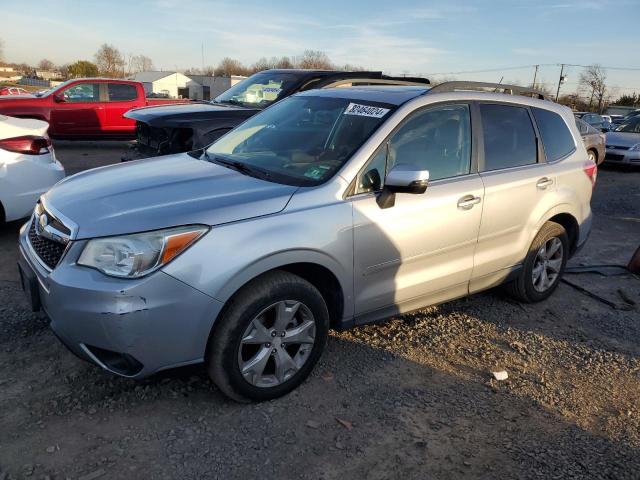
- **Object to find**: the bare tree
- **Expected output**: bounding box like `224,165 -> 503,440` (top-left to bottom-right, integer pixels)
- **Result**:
94,44 -> 125,78
0,38 -> 4,64
128,54 -> 154,75
37,59 -> 55,71
295,50 -> 333,70
213,57 -> 249,77
580,65 -> 608,113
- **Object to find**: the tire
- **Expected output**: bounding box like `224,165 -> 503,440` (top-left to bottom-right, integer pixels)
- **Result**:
587,149 -> 597,164
505,221 -> 569,303
206,270 -> 329,402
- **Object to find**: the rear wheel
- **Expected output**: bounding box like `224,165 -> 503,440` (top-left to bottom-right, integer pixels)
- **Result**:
206,270 -> 329,402
506,221 -> 568,303
587,149 -> 597,164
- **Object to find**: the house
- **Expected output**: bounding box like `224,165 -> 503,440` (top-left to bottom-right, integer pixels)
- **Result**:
35,70 -> 63,81
0,66 -> 23,82
128,71 -> 198,99
128,71 -> 244,100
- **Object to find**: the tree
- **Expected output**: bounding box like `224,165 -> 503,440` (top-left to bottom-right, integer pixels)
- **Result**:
128,54 -> 154,74
295,50 -> 333,70
214,57 -> 249,77
67,60 -> 99,78
580,65 -> 608,113
94,44 -> 125,78
38,59 -> 55,71
614,93 -> 639,107
0,38 -> 4,64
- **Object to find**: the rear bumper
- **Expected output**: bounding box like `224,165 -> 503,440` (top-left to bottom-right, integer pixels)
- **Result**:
0,154 -> 64,221
18,219 -> 223,378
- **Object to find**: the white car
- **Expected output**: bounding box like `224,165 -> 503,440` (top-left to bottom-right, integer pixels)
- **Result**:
0,115 -> 65,223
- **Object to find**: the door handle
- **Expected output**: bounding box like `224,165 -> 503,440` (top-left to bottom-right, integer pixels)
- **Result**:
536,177 -> 554,189
457,195 -> 481,210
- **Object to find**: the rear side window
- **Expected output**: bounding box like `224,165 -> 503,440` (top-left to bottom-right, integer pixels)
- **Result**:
533,107 -> 576,161
480,104 -> 537,171
108,83 -> 137,101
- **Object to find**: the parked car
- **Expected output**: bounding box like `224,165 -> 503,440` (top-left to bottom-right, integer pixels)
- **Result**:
18,83 -> 594,402
610,114 -> 625,125
574,112 -> 610,131
0,86 -> 31,96
575,118 -> 606,164
123,69 -> 430,159
0,115 -> 64,223
0,79 -> 189,140
605,116 -> 640,165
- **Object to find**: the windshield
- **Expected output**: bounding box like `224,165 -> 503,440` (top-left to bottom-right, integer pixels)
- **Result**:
206,95 -> 395,186
214,71 -> 303,108
37,79 -> 75,97
616,118 -> 640,133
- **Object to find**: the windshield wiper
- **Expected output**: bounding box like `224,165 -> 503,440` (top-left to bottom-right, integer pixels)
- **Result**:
209,155 -> 271,180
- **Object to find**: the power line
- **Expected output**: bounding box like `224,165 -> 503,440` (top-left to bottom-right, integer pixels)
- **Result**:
430,63 -> 640,76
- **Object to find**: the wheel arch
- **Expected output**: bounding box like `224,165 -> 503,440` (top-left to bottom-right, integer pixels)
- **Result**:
532,205 -> 581,256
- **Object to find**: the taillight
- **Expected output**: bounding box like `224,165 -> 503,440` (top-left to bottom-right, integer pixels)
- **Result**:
0,135 -> 51,155
583,161 -> 597,188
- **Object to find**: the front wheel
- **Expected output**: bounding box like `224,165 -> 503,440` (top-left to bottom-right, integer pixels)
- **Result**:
506,221 -> 569,303
206,271 -> 329,402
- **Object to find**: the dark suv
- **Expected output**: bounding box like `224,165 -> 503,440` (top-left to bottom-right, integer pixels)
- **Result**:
123,69 -> 429,159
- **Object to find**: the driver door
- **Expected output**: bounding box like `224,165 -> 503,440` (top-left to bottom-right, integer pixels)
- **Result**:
49,82 -> 105,136
349,103 -> 484,322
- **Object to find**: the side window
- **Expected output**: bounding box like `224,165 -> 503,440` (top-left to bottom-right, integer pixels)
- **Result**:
388,104 -> 471,180
63,83 -> 100,103
355,104 -> 472,194
107,83 -> 137,101
532,107 -> 576,162
480,104 -> 537,171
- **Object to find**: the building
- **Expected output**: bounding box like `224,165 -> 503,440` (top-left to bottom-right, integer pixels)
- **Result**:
184,74 -> 244,100
0,66 -> 23,82
128,71 -> 244,100
128,71 -> 199,99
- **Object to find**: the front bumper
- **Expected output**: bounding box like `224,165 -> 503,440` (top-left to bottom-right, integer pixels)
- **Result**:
18,218 -> 223,378
604,148 -> 640,165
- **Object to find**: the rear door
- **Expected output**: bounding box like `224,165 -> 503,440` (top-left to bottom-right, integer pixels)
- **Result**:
104,83 -> 139,135
49,82 -> 105,136
470,102 -> 560,290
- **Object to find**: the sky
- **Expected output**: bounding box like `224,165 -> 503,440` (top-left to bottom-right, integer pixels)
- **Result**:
1,0 -> 639,97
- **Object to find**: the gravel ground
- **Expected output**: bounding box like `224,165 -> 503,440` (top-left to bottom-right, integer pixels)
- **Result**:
0,143 -> 639,479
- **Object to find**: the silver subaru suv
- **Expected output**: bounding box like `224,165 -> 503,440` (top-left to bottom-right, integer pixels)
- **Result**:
18,82 -> 595,402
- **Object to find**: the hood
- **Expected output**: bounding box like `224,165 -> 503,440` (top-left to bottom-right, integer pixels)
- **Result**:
0,114 -> 48,139
605,131 -> 640,148
44,154 -> 297,239
125,102 -> 260,128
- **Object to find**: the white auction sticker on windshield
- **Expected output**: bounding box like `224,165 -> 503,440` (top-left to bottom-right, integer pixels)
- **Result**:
343,103 -> 390,118
262,87 -> 282,94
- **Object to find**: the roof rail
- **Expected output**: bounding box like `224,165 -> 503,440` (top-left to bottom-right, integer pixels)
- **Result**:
429,81 -> 549,100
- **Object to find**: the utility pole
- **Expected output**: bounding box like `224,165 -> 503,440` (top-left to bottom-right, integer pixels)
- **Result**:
201,42 -> 204,73
532,64 -> 539,89
555,64 -> 566,102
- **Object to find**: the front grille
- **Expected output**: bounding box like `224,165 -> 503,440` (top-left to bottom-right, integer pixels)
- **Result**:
28,220 -> 67,269
605,153 -> 625,162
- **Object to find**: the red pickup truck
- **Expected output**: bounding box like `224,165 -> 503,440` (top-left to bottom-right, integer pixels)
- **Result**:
0,78 -> 188,139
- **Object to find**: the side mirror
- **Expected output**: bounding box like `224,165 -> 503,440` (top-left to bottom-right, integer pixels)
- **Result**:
385,164 -> 430,194
53,93 -> 65,103
376,165 -> 429,209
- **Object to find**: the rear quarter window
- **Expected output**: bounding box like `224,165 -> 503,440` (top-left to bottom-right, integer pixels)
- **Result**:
108,83 -> 138,101
532,107 -> 576,162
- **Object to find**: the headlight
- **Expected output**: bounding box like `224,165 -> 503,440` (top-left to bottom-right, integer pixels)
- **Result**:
78,225 -> 208,278
630,143 -> 640,151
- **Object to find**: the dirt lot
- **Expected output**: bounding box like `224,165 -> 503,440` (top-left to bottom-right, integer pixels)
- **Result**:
1,142 -> 639,480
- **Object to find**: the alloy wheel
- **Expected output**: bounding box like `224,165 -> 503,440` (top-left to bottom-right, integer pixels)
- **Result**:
237,300 -> 316,388
532,237 -> 564,293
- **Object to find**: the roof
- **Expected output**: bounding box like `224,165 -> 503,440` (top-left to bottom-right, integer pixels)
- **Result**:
129,71 -> 182,83
296,86 -> 429,106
